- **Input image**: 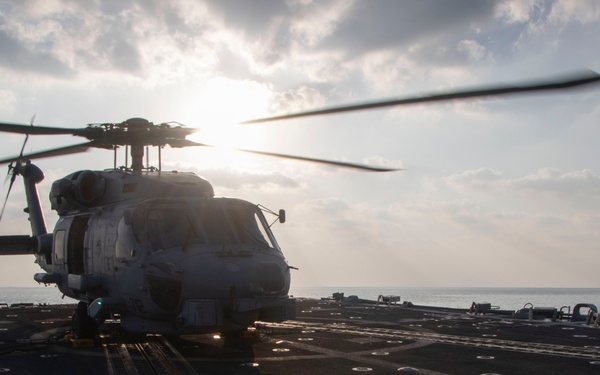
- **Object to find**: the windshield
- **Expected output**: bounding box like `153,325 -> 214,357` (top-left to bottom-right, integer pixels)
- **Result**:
145,201 -> 277,251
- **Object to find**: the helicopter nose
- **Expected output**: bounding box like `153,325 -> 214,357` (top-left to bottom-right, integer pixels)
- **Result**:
257,262 -> 286,293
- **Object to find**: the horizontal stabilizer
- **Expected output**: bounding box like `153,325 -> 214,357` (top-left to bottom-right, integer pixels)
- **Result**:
0,235 -> 37,255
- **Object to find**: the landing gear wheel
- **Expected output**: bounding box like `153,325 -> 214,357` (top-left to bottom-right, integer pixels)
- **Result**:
72,302 -> 97,340
221,328 -> 248,339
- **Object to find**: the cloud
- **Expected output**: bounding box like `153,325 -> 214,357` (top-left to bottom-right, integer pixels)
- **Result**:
269,85 -> 327,114
2,0 -> 591,109
493,0 -> 600,64
512,168 -> 600,195
457,40 -> 487,61
548,0 -> 600,24
317,1 -> 496,58
195,167 -> 302,190
203,0 -> 288,37
297,197 -> 350,215
443,168 -> 506,190
495,0 -> 537,24
282,191 -> 600,287
0,89 -> 18,112
442,167 -> 600,198
0,1 -> 218,83
358,51 -> 416,93
0,29 -> 74,77
288,1 -> 354,47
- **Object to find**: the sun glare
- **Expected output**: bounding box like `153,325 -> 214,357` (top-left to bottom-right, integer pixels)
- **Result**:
181,77 -> 274,169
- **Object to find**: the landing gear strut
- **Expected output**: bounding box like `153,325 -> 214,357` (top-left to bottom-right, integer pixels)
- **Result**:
72,302 -> 97,339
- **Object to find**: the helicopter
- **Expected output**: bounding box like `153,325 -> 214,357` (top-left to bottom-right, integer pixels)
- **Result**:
0,70 -> 598,340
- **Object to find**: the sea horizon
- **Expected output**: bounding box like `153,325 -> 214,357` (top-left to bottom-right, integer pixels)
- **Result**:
1,285 -> 599,311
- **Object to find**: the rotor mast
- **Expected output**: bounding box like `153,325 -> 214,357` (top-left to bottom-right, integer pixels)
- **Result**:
130,144 -> 145,172
110,118 -> 166,173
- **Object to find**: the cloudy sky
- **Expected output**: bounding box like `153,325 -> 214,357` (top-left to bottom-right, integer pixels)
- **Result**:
0,0 -> 599,288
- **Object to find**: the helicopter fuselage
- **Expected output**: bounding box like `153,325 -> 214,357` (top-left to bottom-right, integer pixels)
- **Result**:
30,167 -> 294,334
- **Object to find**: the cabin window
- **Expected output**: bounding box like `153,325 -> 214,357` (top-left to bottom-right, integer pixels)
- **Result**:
54,229 -> 66,265
116,217 -> 140,261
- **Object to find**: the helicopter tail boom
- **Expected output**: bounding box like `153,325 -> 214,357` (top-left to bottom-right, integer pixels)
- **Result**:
0,235 -> 37,255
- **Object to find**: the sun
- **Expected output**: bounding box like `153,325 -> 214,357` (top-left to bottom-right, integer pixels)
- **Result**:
180,77 -> 275,169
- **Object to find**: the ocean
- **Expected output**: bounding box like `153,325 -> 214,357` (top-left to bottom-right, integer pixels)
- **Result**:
1,286 -> 599,311
289,286 -> 600,311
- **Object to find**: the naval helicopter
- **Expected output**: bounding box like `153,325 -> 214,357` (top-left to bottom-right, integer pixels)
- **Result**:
0,70 -> 598,340
0,118 -> 397,340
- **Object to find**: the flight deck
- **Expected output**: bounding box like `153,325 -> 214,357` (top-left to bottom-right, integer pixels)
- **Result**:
1,297 -> 600,374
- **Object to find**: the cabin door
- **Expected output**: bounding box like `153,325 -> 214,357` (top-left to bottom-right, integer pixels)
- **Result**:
66,215 -> 90,275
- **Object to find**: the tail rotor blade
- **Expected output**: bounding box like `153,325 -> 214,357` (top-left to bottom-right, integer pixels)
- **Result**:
0,165 -> 17,223
0,119 -> 30,222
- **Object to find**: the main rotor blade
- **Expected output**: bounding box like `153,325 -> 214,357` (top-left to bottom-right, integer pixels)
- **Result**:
241,70 -> 600,124
0,141 -> 97,164
181,140 -> 400,172
0,122 -> 87,135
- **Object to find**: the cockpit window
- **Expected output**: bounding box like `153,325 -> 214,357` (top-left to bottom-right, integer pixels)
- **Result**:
201,206 -> 236,245
200,205 -> 276,249
145,201 -> 278,251
147,208 -> 205,252
229,208 -> 271,247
